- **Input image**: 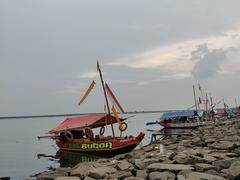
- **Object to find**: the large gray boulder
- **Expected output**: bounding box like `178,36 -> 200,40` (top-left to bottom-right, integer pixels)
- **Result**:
184,172 -> 226,180
106,171 -> 132,179
124,177 -> 144,180
191,137 -> 203,146
88,166 -> 116,179
136,169 -> 148,179
70,163 -> 94,177
194,163 -> 216,172
148,171 -> 175,180
135,158 -> 159,169
147,163 -> 194,172
174,153 -> 191,164
180,140 -> 192,147
208,141 -> 236,150
55,177 -> 80,180
88,168 -> 107,179
84,176 -> 95,180
205,138 -> 217,144
212,158 -> 239,170
222,161 -> 240,179
202,154 -> 217,163
117,160 -> 133,171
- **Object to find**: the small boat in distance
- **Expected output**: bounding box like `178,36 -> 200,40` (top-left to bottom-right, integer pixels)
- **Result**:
146,110 -> 206,129
159,110 -> 206,129
38,61 -> 145,155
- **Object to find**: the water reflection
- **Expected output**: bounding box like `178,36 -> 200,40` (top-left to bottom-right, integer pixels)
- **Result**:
38,150 -> 100,168
56,150 -> 99,167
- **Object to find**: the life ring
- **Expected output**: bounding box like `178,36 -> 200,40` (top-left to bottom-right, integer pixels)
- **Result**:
100,126 -> 105,135
65,131 -> 74,142
85,128 -> 94,140
119,122 -> 128,132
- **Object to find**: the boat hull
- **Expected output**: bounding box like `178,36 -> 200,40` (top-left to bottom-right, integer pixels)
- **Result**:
55,132 -> 145,155
159,121 -> 207,129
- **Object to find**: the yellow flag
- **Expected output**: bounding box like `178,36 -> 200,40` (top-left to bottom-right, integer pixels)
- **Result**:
111,105 -> 122,126
78,80 -> 96,106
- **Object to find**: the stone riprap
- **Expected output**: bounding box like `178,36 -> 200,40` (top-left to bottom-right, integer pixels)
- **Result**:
36,118 -> 240,180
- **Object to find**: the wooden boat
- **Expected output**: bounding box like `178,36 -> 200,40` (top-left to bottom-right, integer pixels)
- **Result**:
159,110 -> 206,129
38,62 -> 145,155
47,114 -> 145,155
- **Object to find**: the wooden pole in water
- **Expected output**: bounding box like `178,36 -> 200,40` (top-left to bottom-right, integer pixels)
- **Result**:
97,61 -> 115,137
193,85 -> 198,111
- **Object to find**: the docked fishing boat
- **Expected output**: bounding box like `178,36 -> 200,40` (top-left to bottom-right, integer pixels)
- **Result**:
38,62 -> 145,155
159,110 -> 206,129
46,114 -> 144,155
146,84 -> 213,129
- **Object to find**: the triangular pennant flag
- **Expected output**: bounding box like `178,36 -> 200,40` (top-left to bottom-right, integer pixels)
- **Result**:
105,82 -> 125,113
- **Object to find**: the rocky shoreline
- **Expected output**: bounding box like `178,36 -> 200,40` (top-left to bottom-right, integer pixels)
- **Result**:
36,118 -> 240,180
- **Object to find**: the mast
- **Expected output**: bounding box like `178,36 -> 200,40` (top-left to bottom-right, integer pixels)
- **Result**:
205,93 -> 208,113
97,61 -> 115,137
193,85 -> 198,111
210,96 -> 213,111
199,83 -> 205,110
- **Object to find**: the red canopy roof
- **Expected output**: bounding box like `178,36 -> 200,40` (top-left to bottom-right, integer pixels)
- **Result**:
50,114 -> 125,133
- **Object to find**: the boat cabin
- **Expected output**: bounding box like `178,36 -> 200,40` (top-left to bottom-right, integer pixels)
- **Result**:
161,110 -> 204,123
50,114 -> 126,143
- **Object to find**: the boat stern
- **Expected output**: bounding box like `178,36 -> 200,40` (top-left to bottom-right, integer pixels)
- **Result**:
137,131 -> 145,142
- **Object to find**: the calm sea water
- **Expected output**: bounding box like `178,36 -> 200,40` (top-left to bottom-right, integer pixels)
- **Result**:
0,113 -> 161,180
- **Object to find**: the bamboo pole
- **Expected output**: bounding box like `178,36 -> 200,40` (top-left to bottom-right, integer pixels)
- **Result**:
97,61 -> 115,137
193,85 -> 198,111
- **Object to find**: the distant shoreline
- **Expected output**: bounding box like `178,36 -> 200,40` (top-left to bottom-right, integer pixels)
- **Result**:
0,110 -> 176,120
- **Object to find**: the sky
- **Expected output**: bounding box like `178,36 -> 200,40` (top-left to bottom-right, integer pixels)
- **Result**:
1,0 -> 240,116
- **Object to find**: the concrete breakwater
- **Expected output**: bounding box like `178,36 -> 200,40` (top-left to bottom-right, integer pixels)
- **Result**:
36,118 -> 240,180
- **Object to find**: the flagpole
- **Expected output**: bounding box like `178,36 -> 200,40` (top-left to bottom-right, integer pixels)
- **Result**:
199,84 -> 205,110
210,96 -> 213,111
97,61 -> 115,137
193,85 -> 198,111
205,93 -> 208,113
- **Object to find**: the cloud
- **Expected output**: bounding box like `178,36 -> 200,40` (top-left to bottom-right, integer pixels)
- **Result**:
63,84 -> 81,94
191,44 -> 240,79
220,48 -> 240,76
191,43 -> 209,61
137,73 -> 191,86
77,71 -> 98,79
108,25 -> 240,82
191,45 -> 227,79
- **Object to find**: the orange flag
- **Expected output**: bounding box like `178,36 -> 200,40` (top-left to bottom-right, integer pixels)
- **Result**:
111,105 -> 122,126
78,80 -> 96,106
